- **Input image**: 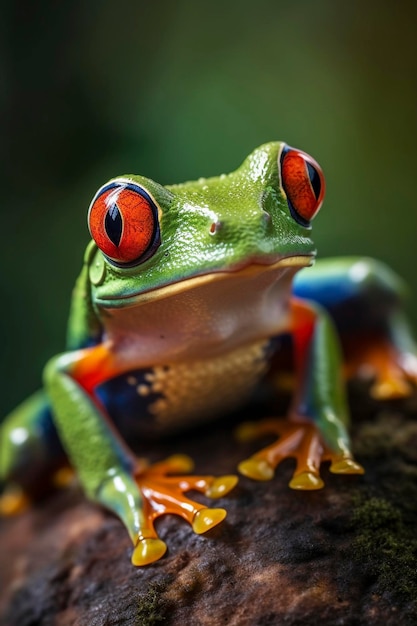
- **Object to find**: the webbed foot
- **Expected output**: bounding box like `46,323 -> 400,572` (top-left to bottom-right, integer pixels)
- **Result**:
345,338 -> 417,400
131,455 -> 237,566
0,485 -> 31,515
237,418 -> 364,490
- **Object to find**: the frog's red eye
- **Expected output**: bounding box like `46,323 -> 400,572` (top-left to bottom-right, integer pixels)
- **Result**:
88,181 -> 160,266
280,145 -> 325,226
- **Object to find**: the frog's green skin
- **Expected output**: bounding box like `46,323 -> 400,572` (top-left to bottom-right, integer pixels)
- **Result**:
1,142 -> 417,566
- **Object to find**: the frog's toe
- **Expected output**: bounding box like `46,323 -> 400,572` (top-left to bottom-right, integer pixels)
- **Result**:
237,418 -> 324,486
155,453 -> 195,473
192,508 -> 227,534
0,485 -> 31,516
131,537 -> 167,567
289,471 -> 324,490
330,457 -> 365,475
238,458 -> 275,481
205,475 -> 238,498
236,421 -> 264,442
237,418 -> 363,490
129,457 -> 236,565
370,376 -> 413,400
347,339 -> 417,400
51,466 -> 76,489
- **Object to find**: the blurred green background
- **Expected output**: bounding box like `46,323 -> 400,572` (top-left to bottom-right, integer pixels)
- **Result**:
1,0 -> 417,417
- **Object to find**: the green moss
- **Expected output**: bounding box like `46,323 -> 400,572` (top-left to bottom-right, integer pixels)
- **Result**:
134,581 -> 171,625
99,580 -> 172,625
350,496 -> 417,600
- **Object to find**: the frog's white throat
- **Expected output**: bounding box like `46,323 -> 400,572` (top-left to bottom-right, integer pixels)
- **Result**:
101,257 -> 311,367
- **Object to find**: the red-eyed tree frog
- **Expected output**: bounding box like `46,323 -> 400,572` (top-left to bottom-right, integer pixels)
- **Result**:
1,142 -> 417,566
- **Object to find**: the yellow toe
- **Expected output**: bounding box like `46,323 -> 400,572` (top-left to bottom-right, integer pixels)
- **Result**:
206,475 -> 238,498
164,454 -> 194,473
238,458 -> 274,481
371,378 -> 412,400
289,472 -> 324,490
330,458 -> 365,475
0,488 -> 30,516
192,508 -> 227,534
235,422 -> 260,442
52,466 -> 75,488
131,538 -> 167,566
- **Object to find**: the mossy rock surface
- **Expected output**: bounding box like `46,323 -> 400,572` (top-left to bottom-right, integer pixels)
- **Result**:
1,390 -> 417,625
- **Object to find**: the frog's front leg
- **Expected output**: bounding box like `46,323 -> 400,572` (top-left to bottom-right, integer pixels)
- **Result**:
238,298 -> 364,489
44,343 -> 237,565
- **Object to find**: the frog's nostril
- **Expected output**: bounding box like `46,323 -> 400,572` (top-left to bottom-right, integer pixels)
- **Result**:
209,221 -> 222,235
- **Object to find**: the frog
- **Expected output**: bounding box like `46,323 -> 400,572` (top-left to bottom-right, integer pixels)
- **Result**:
1,141 -> 417,566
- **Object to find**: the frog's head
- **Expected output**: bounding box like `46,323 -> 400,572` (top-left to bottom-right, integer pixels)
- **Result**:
87,142 -> 325,308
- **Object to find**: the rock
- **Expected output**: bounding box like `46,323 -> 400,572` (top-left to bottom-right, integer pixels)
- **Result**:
1,390 -> 417,625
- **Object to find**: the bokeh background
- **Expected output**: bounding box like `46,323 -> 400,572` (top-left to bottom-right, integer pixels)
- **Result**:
1,0 -> 417,417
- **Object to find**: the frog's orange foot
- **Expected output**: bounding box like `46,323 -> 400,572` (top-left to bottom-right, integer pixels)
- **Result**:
345,339 -> 417,400
237,418 -> 364,490
131,454 -> 237,566
0,485 -> 31,516
371,349 -> 417,399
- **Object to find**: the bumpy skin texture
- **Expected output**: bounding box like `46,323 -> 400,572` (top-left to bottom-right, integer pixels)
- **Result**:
1,141 -> 417,566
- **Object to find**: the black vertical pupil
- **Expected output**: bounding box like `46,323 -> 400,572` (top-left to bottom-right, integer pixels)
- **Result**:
105,203 -> 123,246
306,162 -> 321,200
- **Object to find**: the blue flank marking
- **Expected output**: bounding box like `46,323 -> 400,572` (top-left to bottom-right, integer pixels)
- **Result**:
292,271 -> 357,309
96,368 -> 162,439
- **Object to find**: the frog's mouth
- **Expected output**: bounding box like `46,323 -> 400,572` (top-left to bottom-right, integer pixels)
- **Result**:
96,254 -> 314,308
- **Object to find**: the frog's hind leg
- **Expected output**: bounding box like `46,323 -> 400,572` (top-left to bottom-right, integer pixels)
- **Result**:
343,309 -> 417,400
0,390 -> 67,514
293,257 -> 417,400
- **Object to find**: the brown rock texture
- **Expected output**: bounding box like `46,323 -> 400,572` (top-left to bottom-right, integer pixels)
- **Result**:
1,389 -> 417,625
